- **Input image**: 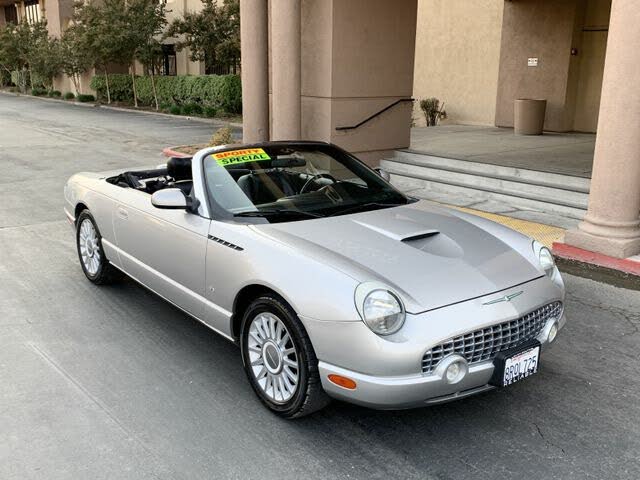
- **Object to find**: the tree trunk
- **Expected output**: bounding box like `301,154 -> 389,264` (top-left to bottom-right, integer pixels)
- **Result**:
104,68 -> 111,104
19,66 -> 28,93
71,74 -> 81,96
151,70 -> 159,111
130,65 -> 138,108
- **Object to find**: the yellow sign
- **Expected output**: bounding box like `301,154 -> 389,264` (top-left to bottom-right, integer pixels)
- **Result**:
212,148 -> 271,166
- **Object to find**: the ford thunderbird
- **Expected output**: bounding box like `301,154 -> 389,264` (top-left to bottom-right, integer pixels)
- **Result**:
64,141 -> 566,418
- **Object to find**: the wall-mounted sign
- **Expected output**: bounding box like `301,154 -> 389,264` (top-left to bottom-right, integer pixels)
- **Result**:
528,57 -> 539,67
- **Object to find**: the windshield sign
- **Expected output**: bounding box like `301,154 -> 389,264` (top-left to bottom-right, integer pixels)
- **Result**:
212,148 -> 271,166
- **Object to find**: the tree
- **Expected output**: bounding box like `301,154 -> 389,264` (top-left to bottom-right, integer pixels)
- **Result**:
73,0 -> 135,104
166,0 -> 240,74
128,0 -> 168,110
59,22 -> 92,94
0,20 -> 42,92
0,25 -> 21,87
28,26 -> 62,90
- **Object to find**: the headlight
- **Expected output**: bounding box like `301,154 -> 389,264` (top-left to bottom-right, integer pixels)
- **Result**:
361,289 -> 405,335
533,241 -> 556,277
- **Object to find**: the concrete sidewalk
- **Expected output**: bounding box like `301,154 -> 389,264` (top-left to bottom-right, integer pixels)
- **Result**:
410,125 -> 595,178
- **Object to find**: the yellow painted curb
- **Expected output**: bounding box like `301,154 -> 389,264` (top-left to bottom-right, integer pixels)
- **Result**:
452,205 -> 565,247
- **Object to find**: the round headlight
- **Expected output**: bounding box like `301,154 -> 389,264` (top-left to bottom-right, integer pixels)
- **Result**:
362,289 -> 405,335
533,241 -> 556,278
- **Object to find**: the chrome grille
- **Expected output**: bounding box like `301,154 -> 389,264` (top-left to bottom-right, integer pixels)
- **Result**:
421,301 -> 562,374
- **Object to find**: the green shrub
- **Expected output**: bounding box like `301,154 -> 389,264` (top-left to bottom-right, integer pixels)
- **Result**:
181,103 -> 195,115
0,69 -> 11,87
48,90 -> 62,98
63,92 -> 75,100
193,103 -> 204,115
203,106 -> 217,118
90,74 -> 242,113
90,74 -> 133,102
77,94 -> 95,103
169,104 -> 181,115
31,87 -> 48,96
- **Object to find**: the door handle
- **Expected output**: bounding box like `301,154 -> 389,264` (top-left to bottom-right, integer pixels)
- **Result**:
117,207 -> 128,220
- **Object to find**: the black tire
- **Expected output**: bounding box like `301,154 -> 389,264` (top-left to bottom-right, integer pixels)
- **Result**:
240,294 -> 331,418
75,210 -> 121,285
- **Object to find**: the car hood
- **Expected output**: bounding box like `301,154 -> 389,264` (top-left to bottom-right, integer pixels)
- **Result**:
253,203 -> 542,313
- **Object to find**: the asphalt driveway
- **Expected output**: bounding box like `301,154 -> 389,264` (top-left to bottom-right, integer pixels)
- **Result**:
1,93 -> 639,480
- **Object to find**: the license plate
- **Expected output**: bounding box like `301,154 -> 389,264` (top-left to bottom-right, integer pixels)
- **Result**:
490,341 -> 541,387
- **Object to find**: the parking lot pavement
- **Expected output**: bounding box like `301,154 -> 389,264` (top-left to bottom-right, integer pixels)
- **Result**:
1,94 -> 639,480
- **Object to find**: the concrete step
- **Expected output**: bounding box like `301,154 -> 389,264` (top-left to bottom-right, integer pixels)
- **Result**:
382,150 -> 590,221
390,150 -> 591,193
388,173 -> 587,220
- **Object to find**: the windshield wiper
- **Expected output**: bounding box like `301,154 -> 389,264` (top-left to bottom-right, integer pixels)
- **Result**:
328,201 -> 406,217
234,208 -> 325,219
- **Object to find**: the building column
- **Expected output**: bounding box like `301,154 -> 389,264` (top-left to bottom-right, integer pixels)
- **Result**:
564,0 -> 640,258
271,0 -> 301,140
240,0 -> 269,142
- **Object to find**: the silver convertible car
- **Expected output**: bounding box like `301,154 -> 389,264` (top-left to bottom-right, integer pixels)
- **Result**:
64,141 -> 566,418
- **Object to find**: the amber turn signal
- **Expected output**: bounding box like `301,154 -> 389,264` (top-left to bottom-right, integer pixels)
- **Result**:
328,374 -> 357,390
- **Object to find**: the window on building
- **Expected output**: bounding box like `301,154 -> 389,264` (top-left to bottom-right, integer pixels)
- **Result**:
24,0 -> 41,24
162,45 -> 177,76
4,5 -> 18,24
204,53 -> 240,75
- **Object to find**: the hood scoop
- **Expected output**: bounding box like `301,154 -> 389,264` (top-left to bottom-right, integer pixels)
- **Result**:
402,231 -> 464,259
353,219 -> 440,242
401,230 -> 440,242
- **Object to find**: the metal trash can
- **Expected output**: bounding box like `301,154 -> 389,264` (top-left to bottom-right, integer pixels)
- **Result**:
514,98 -> 547,135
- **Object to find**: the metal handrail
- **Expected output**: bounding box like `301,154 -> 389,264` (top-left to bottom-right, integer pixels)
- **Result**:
335,98 -> 413,131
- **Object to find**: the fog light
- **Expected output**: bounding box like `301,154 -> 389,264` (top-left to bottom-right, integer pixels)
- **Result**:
548,322 -> 558,343
444,360 -> 467,384
446,362 -> 460,382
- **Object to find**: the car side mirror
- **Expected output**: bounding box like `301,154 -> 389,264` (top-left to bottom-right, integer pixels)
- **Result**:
151,188 -> 189,210
375,167 -> 391,182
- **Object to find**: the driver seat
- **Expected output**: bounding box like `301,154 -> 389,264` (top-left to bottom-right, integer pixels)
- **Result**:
237,171 -> 296,205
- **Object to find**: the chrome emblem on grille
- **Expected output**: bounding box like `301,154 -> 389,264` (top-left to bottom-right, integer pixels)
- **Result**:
482,291 -> 524,305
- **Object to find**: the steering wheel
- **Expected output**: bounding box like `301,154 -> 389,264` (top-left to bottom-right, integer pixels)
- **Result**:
299,173 -> 338,194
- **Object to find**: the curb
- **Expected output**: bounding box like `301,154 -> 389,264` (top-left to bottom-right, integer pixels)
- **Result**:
98,104 -> 243,128
0,90 -> 243,128
553,242 -> 640,290
163,147 -> 192,158
0,89 -> 97,108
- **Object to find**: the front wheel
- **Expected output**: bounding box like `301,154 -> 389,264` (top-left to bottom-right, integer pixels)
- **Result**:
240,294 -> 330,418
76,210 -> 120,284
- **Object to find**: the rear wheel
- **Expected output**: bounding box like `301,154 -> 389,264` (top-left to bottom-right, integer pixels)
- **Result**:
76,210 -> 120,284
240,294 -> 330,418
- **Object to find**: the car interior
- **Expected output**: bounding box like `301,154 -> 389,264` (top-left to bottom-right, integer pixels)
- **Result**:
106,156 -> 337,206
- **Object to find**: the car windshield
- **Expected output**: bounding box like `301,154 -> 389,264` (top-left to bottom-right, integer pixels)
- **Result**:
202,144 -> 409,222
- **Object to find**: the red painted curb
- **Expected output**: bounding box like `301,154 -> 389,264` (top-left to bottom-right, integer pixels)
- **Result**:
162,146 -> 191,158
552,242 -> 640,276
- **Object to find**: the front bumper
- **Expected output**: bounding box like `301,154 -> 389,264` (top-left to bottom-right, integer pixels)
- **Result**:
302,276 -> 566,409
317,311 -> 565,409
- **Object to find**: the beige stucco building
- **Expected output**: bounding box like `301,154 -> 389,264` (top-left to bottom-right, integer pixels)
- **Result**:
413,0 -> 611,133
241,0 -> 640,259
0,0 -> 207,93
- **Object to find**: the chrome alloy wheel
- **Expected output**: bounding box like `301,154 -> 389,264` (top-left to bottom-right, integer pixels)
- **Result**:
247,312 -> 300,404
78,218 -> 101,276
